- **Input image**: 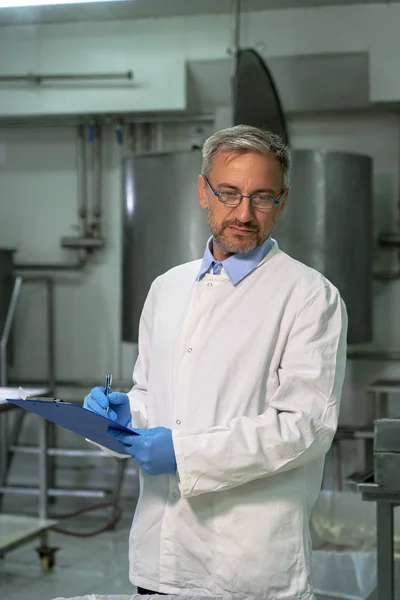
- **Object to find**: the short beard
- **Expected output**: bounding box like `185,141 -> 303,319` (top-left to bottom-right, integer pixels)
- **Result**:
213,230 -> 260,255
208,208 -> 270,256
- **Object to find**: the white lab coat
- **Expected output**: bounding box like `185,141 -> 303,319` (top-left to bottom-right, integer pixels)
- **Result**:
125,240 -> 347,600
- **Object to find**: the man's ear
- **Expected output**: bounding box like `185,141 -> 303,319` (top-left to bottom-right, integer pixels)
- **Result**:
277,188 -> 289,217
198,175 -> 207,209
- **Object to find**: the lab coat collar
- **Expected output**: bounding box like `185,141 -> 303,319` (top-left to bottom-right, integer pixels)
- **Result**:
197,236 -> 274,286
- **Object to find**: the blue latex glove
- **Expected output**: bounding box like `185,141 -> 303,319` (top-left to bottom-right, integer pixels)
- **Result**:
108,426 -> 177,476
83,386 -> 131,427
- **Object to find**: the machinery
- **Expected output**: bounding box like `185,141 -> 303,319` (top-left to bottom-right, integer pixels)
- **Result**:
358,419 -> 400,600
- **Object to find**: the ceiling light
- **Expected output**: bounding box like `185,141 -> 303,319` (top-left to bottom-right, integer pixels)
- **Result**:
0,0 -> 128,8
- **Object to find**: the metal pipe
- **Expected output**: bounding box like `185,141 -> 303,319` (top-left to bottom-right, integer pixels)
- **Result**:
0,276 -> 23,386
92,123 -> 103,237
0,485 -> 107,499
231,0 -> 241,78
0,71 -> 133,85
46,279 -> 55,394
14,258 -> 87,271
0,114 -> 214,129
77,125 -> 88,236
38,420 -> 48,520
230,0 -> 241,116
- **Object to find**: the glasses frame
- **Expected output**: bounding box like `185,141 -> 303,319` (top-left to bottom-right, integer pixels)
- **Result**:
204,176 -> 285,210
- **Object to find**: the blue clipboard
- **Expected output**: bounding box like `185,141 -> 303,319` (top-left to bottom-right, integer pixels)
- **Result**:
6,397 -> 139,456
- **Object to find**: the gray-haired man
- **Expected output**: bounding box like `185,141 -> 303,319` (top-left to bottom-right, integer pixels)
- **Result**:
84,125 -> 347,599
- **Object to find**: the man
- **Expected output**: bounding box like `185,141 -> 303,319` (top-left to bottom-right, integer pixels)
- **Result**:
84,125 -> 347,600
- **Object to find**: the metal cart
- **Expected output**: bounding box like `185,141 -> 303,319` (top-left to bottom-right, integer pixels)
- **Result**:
0,388 -> 58,571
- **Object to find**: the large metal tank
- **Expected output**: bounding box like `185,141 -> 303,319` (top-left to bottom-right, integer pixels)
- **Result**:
122,148 -> 373,344
275,149 -> 373,343
122,150 -> 210,342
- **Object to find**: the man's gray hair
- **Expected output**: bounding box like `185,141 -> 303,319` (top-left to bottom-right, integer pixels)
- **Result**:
201,125 -> 291,187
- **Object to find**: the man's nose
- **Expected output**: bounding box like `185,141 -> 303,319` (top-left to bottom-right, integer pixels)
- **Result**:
234,197 -> 254,222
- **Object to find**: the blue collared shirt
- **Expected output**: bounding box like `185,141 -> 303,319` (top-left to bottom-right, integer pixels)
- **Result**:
197,236 -> 274,286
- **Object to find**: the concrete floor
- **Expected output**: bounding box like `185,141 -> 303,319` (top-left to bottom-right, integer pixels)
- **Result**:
0,509 -> 342,600
0,513 -> 344,600
0,511 -> 136,600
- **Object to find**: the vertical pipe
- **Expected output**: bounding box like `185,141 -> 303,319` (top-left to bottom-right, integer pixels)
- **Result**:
0,414 -> 8,487
231,0 -> 241,79
0,346 -> 6,389
87,122 -> 95,236
38,419 -> 48,520
77,125 -> 88,236
115,121 -> 124,384
46,278 -> 55,394
0,276 -> 23,387
93,123 -> 103,237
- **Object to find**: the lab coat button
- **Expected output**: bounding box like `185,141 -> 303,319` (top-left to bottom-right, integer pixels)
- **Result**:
176,419 -> 181,425
187,348 -> 192,353
173,492 -> 178,498
207,283 -> 212,287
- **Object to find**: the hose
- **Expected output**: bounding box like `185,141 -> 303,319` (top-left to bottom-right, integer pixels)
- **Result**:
49,501 -> 123,538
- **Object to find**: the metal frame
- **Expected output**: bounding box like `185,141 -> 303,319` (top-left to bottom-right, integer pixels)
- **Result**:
0,276 -> 23,387
0,275 -> 128,566
358,482 -> 400,600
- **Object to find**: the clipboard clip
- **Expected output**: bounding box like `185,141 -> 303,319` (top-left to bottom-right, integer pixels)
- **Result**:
25,396 -> 68,403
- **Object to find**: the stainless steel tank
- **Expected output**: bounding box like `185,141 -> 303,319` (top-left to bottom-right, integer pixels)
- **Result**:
122,148 -> 373,344
122,150 -> 210,342
275,149 -> 373,343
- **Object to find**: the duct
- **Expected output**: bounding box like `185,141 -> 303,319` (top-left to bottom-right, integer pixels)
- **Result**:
233,48 -> 289,144
187,53 -> 369,116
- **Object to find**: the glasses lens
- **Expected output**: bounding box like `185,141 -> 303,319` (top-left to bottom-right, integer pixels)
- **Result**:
251,195 -> 275,210
219,191 -> 241,205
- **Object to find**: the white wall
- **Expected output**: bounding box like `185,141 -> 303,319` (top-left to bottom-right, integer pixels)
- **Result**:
3,4 -> 400,117
0,120 -> 214,385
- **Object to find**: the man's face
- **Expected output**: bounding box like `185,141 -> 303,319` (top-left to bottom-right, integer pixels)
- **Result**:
198,150 -> 288,260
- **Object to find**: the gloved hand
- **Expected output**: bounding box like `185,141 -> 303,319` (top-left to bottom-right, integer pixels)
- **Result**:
108,426 -> 177,475
83,386 -> 131,428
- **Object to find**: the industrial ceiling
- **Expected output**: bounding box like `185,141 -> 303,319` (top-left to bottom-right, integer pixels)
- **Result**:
0,0 -> 398,27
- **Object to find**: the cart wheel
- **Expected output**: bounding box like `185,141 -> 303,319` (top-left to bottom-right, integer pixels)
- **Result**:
36,546 -> 58,573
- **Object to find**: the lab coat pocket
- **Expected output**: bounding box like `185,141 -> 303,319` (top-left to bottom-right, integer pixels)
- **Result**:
213,480 -> 308,599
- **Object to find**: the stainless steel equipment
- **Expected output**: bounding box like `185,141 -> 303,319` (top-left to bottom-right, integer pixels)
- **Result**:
358,417 -> 400,600
122,148 -> 373,344
275,150 -> 373,343
122,150 -> 210,342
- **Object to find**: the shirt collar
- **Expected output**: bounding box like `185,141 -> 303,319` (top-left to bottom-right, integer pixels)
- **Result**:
197,236 -> 273,286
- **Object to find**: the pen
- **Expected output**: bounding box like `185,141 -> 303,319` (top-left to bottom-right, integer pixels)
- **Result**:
105,373 -> 112,396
